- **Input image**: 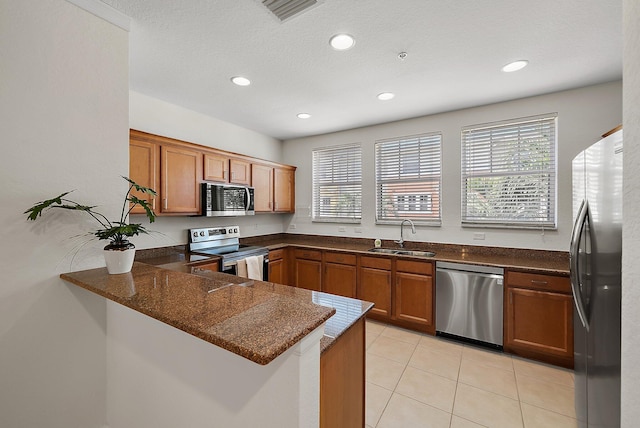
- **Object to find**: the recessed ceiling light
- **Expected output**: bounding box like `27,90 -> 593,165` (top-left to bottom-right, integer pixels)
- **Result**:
297,113 -> 311,119
377,92 -> 395,101
329,34 -> 355,51
231,76 -> 251,86
501,60 -> 529,73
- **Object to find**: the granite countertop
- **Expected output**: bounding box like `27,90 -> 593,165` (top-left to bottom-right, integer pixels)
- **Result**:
247,234 -> 570,275
60,262 -> 355,365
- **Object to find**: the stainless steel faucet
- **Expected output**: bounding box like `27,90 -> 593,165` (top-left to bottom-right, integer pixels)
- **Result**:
395,219 -> 416,248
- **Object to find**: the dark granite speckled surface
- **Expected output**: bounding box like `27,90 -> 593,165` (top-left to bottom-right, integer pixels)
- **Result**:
242,233 -> 570,275
60,262 -> 343,365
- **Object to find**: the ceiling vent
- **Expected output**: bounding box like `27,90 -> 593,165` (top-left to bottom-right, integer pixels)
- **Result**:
261,0 -> 321,22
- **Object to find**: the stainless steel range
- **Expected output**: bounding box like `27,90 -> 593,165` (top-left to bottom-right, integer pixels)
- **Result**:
188,226 -> 269,279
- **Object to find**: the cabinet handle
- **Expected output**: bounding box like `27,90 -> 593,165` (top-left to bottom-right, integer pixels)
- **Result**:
223,170 -> 227,180
152,198 -> 156,210
163,198 -> 168,210
530,280 -> 548,286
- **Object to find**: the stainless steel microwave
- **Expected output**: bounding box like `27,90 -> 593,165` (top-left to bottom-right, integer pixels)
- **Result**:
201,183 -> 255,216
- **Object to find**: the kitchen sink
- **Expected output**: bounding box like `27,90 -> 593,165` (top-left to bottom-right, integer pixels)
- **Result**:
368,248 -> 436,257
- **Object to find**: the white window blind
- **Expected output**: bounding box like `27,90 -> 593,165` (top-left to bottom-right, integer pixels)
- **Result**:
375,133 -> 442,225
461,114 -> 557,228
312,144 -> 362,222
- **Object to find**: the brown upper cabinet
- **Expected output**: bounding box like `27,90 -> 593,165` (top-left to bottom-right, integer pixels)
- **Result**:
274,167 -> 295,212
204,152 -> 251,185
129,137 -> 159,214
160,145 -> 202,214
129,129 -> 295,216
252,163 -> 295,213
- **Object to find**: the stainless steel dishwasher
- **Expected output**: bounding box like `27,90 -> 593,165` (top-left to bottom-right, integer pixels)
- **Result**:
435,261 -> 504,348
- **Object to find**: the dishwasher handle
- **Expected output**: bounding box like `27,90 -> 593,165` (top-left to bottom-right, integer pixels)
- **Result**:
436,267 -> 504,283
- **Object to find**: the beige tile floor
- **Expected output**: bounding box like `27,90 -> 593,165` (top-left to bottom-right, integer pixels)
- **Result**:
365,320 -> 577,428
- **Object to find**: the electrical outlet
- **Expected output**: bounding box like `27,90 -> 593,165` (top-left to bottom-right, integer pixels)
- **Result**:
473,232 -> 485,240
289,224 -> 297,229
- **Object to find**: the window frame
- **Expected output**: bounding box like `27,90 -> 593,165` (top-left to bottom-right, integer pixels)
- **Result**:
311,143 -> 362,224
374,132 -> 442,226
460,113 -> 558,229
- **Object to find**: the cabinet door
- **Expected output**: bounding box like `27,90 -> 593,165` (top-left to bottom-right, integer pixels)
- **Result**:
395,272 -> 433,332
324,262 -> 357,298
203,152 -> 229,182
161,145 -> 202,214
274,167 -> 294,212
295,259 -> 322,291
230,158 -> 251,185
252,164 -> 274,212
129,139 -> 158,214
505,287 -> 573,360
359,267 -> 392,319
269,258 -> 284,284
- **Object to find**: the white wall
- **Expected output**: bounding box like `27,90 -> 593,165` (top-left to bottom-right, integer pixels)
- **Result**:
621,0 -> 640,425
0,0 -> 129,427
283,81 -> 622,251
129,92 -> 289,248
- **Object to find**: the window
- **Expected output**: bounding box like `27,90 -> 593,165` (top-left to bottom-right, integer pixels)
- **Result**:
461,114 -> 557,228
312,144 -> 362,222
375,133 -> 442,225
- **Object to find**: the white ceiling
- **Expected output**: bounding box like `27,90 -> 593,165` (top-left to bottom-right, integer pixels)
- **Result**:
100,0 -> 622,140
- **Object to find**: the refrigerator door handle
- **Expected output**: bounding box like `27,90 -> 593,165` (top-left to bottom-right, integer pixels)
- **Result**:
570,199 -> 590,330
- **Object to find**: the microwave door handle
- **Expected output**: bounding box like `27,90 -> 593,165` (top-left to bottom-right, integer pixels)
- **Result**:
570,199 -> 590,330
245,187 -> 251,211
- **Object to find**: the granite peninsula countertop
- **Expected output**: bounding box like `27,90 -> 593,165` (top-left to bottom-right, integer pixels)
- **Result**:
60,262 -> 373,365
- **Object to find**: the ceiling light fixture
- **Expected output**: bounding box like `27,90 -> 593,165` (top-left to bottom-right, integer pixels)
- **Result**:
231,76 -> 251,86
501,60 -> 529,73
377,92 -> 395,101
297,113 -> 311,119
329,34 -> 355,51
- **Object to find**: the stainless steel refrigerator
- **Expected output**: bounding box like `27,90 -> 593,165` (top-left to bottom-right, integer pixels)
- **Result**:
571,128 -> 622,428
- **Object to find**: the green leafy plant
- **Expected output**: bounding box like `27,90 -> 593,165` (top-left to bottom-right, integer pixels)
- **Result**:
25,176 -> 156,246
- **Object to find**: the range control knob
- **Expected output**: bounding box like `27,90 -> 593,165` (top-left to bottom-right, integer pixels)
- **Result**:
192,232 -> 198,238
200,231 -> 205,237
234,228 -> 238,233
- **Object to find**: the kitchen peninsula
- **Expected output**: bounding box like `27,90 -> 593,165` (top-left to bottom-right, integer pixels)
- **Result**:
61,262 -> 372,428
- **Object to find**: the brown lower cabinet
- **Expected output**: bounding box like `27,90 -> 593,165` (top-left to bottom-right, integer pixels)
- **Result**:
320,318 -> 365,428
395,259 -> 434,334
323,252 -> 357,298
359,256 -> 392,319
293,248 -> 322,291
504,270 -> 574,368
268,249 -> 285,284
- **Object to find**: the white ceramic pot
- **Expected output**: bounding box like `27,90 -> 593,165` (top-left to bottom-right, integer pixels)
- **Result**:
103,241 -> 136,274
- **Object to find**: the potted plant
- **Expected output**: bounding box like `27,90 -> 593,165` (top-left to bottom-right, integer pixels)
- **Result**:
25,176 -> 157,274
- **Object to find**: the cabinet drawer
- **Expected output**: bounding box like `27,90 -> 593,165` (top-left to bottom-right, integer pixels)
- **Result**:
396,259 -> 433,275
294,248 -> 322,261
507,271 -> 570,293
269,249 -> 284,261
324,252 -> 356,265
360,256 -> 392,270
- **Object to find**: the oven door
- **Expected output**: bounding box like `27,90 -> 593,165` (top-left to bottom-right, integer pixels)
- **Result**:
221,255 -> 269,281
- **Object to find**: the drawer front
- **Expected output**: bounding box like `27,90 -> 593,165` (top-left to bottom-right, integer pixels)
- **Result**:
507,271 -> 570,293
324,252 -> 356,265
360,256 -> 392,270
269,248 -> 284,261
396,259 -> 433,275
294,248 -> 322,261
